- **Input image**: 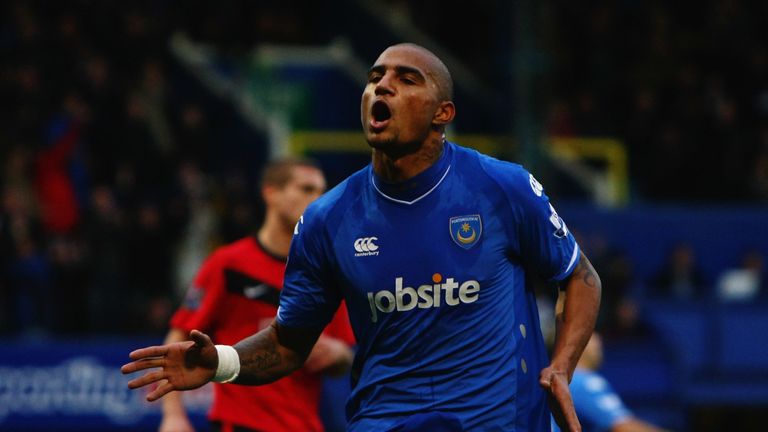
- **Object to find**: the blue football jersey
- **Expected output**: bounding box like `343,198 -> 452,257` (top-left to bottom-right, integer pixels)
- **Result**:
278,142 -> 581,431
551,369 -> 632,432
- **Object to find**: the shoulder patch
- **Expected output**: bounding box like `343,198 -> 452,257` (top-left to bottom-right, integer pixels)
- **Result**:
529,173 -> 544,197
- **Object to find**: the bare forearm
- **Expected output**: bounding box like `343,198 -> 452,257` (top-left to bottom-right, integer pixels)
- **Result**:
551,252 -> 601,379
161,328 -> 191,416
304,335 -> 355,376
232,321 -> 314,385
323,345 -> 354,377
614,418 -> 669,432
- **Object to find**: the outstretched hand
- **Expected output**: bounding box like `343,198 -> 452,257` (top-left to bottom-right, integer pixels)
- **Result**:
121,330 -> 218,401
540,366 -> 581,432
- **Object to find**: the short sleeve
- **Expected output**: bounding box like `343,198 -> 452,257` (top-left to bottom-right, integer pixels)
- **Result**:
571,372 -> 632,431
323,301 -> 356,346
277,205 -> 342,329
501,166 -> 580,281
170,251 -> 224,332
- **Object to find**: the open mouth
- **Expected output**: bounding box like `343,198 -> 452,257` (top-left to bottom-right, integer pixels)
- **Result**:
372,100 -> 392,122
370,100 -> 392,130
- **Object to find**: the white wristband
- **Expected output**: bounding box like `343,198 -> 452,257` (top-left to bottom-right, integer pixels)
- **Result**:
212,345 -> 241,383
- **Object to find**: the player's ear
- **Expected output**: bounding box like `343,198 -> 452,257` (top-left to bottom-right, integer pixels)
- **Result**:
433,101 -> 455,127
262,185 -> 277,205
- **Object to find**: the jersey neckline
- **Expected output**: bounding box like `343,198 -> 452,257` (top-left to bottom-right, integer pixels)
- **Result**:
251,234 -> 288,263
370,141 -> 454,205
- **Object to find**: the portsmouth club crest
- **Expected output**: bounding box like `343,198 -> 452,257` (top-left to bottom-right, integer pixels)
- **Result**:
449,214 -> 482,249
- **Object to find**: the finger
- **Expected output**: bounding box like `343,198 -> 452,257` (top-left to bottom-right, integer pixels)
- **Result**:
127,370 -> 167,389
538,370 -> 553,389
552,380 -> 580,430
563,401 -> 580,431
129,345 -> 168,360
146,380 -> 175,402
189,329 -> 212,347
121,357 -> 165,374
539,376 -> 552,389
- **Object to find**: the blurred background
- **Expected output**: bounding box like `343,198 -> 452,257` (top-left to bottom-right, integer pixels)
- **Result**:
1,0 -> 767,431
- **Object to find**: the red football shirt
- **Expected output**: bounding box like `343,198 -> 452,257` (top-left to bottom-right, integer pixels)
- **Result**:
171,236 -> 355,432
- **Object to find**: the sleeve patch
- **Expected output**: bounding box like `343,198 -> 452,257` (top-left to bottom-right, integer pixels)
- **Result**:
182,285 -> 205,310
548,203 -> 569,238
529,173 -> 544,197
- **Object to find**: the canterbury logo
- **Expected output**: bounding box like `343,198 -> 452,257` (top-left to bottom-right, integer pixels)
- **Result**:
354,237 -> 379,257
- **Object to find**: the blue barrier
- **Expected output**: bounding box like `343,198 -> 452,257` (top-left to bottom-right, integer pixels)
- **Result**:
0,338 -> 210,431
716,305 -> 768,372
0,337 -> 351,431
641,301 -> 713,373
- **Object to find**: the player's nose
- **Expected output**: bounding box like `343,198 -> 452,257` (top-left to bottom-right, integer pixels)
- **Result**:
374,72 -> 395,96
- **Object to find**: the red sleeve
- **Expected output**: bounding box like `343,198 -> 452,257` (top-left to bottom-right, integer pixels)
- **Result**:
170,250 -> 225,332
38,121 -> 80,169
323,301 -> 356,346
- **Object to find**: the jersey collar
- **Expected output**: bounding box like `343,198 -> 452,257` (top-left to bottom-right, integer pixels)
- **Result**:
252,235 -> 288,263
371,141 -> 453,205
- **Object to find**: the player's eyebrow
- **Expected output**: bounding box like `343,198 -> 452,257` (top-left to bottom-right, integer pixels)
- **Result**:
368,65 -> 426,83
368,65 -> 385,77
395,65 -> 425,80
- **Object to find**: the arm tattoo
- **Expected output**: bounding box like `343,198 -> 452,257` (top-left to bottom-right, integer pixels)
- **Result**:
572,254 -> 598,288
237,335 -> 282,374
240,349 -> 281,372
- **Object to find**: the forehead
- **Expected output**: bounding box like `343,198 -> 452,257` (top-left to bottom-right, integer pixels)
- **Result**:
374,46 -> 433,74
287,165 -> 325,183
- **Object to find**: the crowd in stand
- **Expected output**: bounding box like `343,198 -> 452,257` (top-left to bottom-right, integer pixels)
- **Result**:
541,1 -> 768,202
0,1 -> 264,336
1,1 -> 766,337
579,236 -> 765,343
396,0 -> 768,202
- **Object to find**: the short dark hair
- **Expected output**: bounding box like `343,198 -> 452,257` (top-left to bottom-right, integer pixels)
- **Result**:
260,157 -> 321,189
390,43 -> 454,102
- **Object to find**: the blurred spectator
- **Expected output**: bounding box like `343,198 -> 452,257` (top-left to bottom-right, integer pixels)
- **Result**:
576,234 -> 654,343
648,243 -> 707,301
84,185 -> 128,333
579,234 -> 637,334
126,200 -> 175,333
551,333 -> 668,432
80,53 -> 123,186
606,298 -> 655,342
116,91 -> 166,195
174,102 -> 213,172
541,1 -> 767,201
716,249 -> 766,302
752,125 -> 768,200
2,147 -> 38,218
138,59 -> 175,158
545,98 -> 577,137
217,169 -> 259,244
599,250 -> 635,330
171,161 -> 218,301
48,235 -> 88,334
0,184 -> 47,334
35,106 -> 86,235
6,236 -> 51,336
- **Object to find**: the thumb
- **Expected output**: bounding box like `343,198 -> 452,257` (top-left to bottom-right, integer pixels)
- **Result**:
539,369 -> 553,390
189,330 -> 212,347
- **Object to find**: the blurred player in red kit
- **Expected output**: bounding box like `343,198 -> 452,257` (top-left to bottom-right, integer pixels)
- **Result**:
160,158 -> 355,432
